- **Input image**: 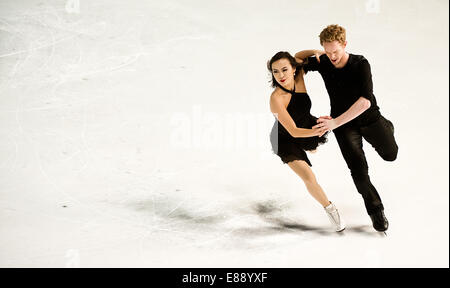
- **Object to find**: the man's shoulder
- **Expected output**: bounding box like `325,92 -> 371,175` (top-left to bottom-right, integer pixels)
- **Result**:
307,54 -> 331,71
318,54 -> 330,62
318,54 -> 333,67
349,54 -> 369,65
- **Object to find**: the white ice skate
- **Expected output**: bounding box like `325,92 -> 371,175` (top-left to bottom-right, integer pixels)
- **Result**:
325,202 -> 346,232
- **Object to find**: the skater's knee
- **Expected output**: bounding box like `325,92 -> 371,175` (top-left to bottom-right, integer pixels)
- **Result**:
303,176 -> 318,188
381,148 -> 398,162
383,153 -> 397,162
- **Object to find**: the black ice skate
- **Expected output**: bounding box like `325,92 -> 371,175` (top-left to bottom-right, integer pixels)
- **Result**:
369,210 -> 389,232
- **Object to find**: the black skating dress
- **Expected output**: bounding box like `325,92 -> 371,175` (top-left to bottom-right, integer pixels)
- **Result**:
270,83 -> 328,166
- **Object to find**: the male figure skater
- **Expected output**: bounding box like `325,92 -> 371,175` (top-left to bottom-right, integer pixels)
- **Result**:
295,24 -> 398,232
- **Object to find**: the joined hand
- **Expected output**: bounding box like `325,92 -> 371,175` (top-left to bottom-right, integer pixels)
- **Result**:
313,116 -> 336,137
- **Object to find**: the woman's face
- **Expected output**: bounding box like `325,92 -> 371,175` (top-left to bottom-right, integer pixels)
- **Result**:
271,58 -> 296,87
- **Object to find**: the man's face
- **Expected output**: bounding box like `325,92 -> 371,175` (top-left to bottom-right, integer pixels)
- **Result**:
323,40 -> 347,68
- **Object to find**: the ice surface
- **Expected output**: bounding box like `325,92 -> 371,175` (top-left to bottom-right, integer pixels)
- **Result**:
0,0 -> 448,267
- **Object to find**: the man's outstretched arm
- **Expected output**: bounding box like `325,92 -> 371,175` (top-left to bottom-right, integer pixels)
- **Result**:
313,97 -> 371,135
313,59 -> 374,135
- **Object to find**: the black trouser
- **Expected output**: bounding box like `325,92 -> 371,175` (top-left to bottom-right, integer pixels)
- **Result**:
333,115 -> 398,215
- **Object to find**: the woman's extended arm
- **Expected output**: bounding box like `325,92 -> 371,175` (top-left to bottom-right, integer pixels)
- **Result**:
270,93 -> 326,138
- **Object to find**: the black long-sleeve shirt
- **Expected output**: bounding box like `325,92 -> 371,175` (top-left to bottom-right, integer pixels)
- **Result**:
303,54 -> 381,126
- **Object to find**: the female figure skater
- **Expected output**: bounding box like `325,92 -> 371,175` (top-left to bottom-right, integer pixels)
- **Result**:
268,51 -> 345,232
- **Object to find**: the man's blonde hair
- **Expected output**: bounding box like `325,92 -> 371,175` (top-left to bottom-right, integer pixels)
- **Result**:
319,24 -> 346,45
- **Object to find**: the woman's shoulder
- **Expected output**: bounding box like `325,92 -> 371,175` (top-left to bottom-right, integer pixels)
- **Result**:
270,88 -> 288,109
270,87 -> 289,99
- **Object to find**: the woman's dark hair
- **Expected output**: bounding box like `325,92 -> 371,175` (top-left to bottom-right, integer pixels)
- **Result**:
267,51 -> 304,88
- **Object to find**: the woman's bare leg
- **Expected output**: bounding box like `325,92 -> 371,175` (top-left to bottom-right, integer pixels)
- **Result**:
287,160 -> 331,207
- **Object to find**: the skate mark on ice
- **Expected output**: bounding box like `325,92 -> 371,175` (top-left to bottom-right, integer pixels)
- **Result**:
251,202 -> 333,236
131,197 -> 225,226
